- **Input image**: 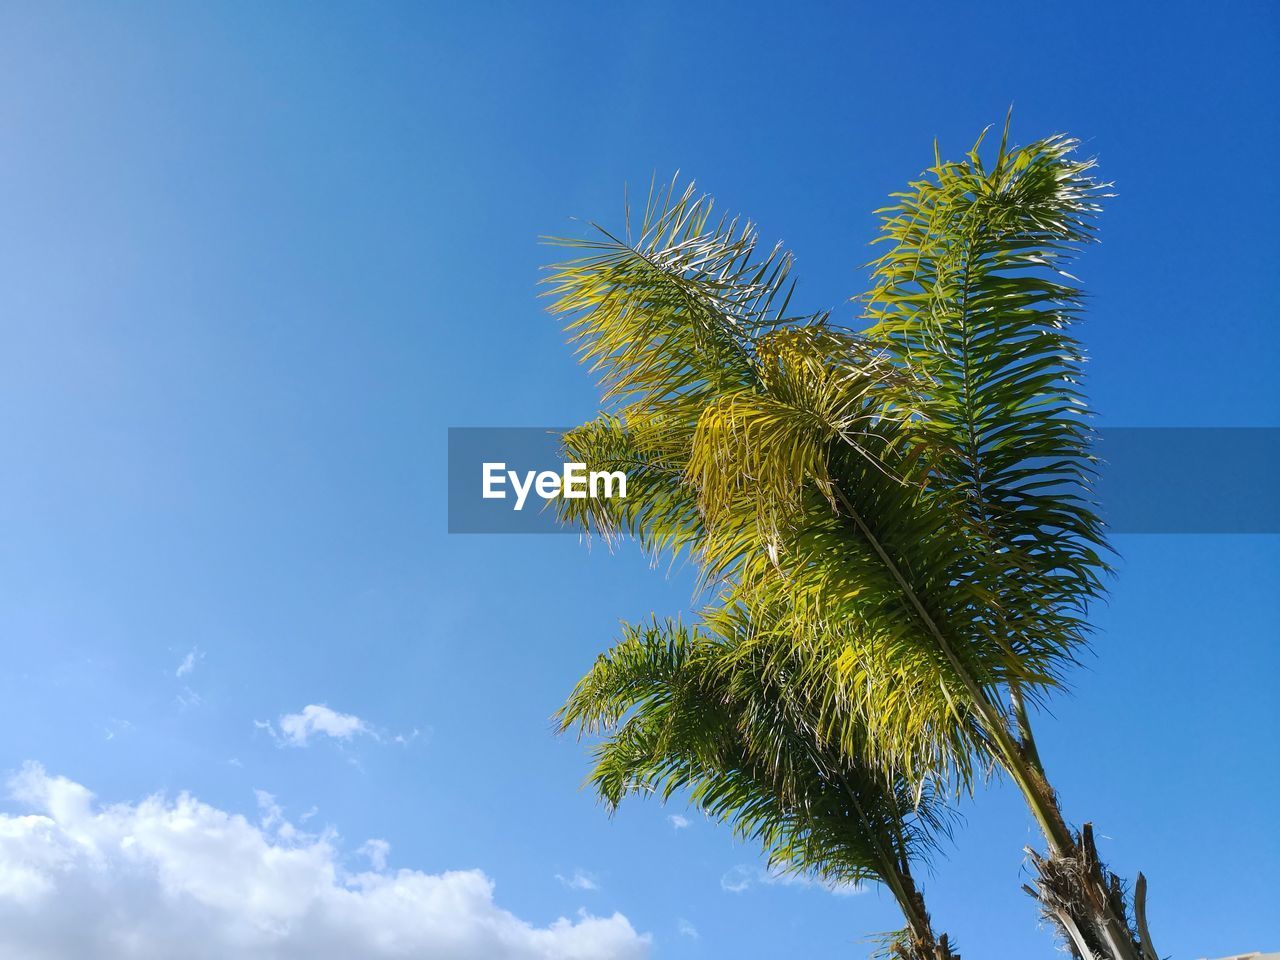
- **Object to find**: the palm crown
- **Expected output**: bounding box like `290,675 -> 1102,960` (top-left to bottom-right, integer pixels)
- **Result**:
548,122 -> 1157,960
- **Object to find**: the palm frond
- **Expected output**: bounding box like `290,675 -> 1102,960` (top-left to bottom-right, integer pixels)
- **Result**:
558,612 -> 953,907
544,176 -> 801,416
558,413 -> 703,558
863,126 -> 1112,700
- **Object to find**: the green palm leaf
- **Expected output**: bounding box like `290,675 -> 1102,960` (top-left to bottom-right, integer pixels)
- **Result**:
558,607 -> 956,958
863,121 -> 1111,709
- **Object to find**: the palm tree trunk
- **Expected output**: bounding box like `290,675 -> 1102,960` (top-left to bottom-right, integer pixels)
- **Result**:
832,486 -> 1156,960
817,723 -> 959,956
839,790 -> 956,960
890,862 -> 960,960
1012,716 -> 1160,960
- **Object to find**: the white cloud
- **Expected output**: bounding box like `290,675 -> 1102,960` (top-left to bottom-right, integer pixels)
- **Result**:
176,647 -> 202,678
102,719 -> 132,742
359,839 -> 390,872
555,869 -> 599,892
667,815 -> 690,830
720,865 -> 754,893
392,728 -> 423,746
0,764 -> 650,960
175,686 -> 203,711
676,919 -> 699,939
273,705 -> 371,747
720,864 -> 862,897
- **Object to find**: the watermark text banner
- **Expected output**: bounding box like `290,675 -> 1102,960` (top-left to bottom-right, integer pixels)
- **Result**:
447,427 -> 1280,535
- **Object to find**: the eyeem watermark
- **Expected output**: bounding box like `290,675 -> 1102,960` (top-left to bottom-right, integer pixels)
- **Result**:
482,462 -> 627,511
447,427 -> 628,533
448,426 -> 1280,534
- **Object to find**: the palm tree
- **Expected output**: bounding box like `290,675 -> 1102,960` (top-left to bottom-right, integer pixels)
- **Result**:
546,121 -> 1159,959
558,603 -> 960,960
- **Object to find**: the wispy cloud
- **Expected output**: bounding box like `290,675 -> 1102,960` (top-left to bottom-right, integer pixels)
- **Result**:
676,919 -> 699,939
360,838 -> 391,871
175,647 -> 203,678
721,864 -> 862,897
102,718 -> 132,742
175,687 -> 202,711
258,705 -> 422,752
667,814 -> 690,830
720,865 -> 754,893
263,704 -> 372,747
555,869 -> 599,892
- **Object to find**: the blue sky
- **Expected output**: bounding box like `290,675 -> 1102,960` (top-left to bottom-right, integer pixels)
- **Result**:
0,2 -> 1276,957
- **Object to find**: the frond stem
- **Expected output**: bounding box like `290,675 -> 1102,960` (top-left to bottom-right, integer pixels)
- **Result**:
831,483 -> 1143,960
829,484 -> 1073,852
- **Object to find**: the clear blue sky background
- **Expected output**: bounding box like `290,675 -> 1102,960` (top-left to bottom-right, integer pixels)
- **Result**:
0,2 -> 1277,957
